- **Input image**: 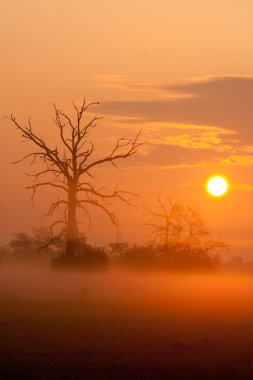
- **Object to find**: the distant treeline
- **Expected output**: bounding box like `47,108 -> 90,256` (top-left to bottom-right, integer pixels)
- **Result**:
0,227 -> 225,271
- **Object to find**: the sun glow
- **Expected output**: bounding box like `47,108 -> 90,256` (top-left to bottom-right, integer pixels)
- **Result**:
207,176 -> 228,197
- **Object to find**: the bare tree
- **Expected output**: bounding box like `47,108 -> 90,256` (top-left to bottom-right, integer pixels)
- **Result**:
6,100 -> 142,258
144,193 -> 227,255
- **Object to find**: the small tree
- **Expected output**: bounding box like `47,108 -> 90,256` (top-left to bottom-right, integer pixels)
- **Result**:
8,232 -> 34,255
6,100 -> 142,258
144,193 -> 227,265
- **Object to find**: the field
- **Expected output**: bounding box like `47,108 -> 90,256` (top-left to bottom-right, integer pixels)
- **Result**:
1,266 -> 253,380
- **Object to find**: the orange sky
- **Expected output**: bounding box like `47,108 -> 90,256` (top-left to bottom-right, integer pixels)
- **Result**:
1,0 -> 253,259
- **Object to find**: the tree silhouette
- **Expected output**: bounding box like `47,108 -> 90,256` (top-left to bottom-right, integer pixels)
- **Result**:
144,193 -> 227,256
8,232 -> 34,255
6,100 -> 142,258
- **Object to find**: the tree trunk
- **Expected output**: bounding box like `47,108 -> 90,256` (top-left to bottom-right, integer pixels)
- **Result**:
165,224 -> 169,248
65,184 -> 77,258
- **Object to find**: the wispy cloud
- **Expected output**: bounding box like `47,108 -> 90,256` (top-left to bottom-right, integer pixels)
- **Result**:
91,74 -> 192,99
219,155 -> 253,166
231,183 -> 253,190
96,75 -> 253,168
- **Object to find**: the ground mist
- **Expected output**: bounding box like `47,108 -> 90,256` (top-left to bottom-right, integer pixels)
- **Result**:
1,265 -> 253,379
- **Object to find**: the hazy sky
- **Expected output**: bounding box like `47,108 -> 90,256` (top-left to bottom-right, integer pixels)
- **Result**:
1,1 -> 253,258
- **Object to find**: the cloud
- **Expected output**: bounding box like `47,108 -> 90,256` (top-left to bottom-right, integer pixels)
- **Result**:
91,74 -> 191,99
97,76 -> 253,168
231,183 -> 253,190
100,76 -> 253,139
219,155 -> 253,166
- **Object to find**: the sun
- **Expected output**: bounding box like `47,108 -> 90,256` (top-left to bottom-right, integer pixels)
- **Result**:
206,176 -> 228,197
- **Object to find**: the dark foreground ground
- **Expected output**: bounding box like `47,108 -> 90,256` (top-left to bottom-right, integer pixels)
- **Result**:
1,267 -> 253,380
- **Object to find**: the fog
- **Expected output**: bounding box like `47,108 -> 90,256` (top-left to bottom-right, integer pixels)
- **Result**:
2,264 -> 253,379
1,265 -> 253,319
